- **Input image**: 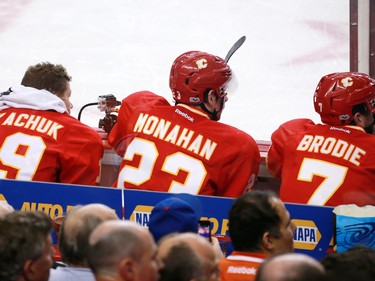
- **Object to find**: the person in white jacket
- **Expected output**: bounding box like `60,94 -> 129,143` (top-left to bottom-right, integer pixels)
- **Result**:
0,62 -> 103,185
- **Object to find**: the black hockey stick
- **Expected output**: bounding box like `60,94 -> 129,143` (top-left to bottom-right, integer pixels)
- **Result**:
224,36 -> 246,62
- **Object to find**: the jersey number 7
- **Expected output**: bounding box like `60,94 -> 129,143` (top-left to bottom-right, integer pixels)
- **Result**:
298,157 -> 348,205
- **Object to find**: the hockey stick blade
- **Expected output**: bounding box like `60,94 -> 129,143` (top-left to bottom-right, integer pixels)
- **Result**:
224,36 -> 246,62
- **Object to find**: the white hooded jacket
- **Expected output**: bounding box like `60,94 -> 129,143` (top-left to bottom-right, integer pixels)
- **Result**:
0,85 -> 68,113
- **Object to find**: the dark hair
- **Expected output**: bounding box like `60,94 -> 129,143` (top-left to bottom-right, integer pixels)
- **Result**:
21,62 -> 71,96
160,243 -> 201,281
59,208 -> 104,266
0,211 -> 52,281
347,244 -> 375,254
352,102 -> 370,116
321,245 -> 375,280
229,190 -> 282,252
350,102 -> 374,133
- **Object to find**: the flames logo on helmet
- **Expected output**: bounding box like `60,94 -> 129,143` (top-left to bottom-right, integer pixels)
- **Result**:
341,77 -> 353,88
314,72 -> 375,125
196,58 -> 208,70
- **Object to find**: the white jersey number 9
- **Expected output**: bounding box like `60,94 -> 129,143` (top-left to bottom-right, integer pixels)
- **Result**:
0,132 -> 46,180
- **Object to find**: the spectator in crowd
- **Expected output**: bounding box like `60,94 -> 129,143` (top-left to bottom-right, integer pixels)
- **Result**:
49,203 -> 119,281
87,220 -> 163,281
219,190 -> 296,281
157,232 -> 220,281
0,62 -> 103,185
320,245 -> 375,280
148,193 -> 224,258
0,200 -> 14,217
346,244 -> 375,254
255,253 -> 325,281
0,211 -> 53,281
108,50 -> 260,196
148,193 -> 203,243
267,72 -> 375,206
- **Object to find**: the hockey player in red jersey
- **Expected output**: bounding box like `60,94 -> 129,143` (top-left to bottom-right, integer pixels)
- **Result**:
267,72 -> 375,206
0,62 -> 103,185
108,51 -> 261,197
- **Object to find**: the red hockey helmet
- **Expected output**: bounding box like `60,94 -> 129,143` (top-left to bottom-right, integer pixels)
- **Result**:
313,72 -> 375,125
169,51 -> 232,105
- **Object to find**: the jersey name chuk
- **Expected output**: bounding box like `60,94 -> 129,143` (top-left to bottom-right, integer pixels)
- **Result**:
133,113 -> 217,161
296,134 -> 366,166
0,112 -> 63,141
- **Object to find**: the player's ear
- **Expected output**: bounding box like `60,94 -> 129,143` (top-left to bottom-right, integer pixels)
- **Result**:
209,89 -> 217,100
119,258 -> 135,280
23,259 -> 38,281
352,112 -> 363,127
206,90 -> 217,106
262,231 -> 274,252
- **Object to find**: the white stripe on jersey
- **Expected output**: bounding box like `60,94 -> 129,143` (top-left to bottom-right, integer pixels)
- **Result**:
226,255 -> 264,263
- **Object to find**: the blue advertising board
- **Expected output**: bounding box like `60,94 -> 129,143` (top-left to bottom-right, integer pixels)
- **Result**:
0,178 -> 334,260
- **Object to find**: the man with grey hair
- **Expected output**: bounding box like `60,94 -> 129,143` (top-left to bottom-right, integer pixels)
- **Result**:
49,203 -> 119,281
255,253 -> 325,281
87,220 -> 163,281
157,232 -> 220,281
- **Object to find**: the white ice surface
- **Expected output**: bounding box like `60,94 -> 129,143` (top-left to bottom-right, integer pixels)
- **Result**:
0,0 -> 349,141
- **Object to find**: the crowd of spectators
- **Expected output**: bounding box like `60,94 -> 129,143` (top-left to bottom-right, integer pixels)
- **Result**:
1,194 -> 374,281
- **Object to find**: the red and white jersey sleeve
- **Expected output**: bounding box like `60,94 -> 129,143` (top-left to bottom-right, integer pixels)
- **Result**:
0,108 -> 103,185
268,118 -> 375,206
108,91 -> 261,197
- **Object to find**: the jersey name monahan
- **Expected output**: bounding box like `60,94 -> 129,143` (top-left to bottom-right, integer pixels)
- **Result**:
0,112 -> 63,141
133,113 -> 217,161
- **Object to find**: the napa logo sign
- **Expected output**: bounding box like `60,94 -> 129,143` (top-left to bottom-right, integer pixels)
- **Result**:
293,219 -> 322,250
129,205 -> 154,227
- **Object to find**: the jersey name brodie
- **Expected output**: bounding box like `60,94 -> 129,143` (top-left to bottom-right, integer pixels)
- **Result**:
296,134 -> 366,166
133,113 -> 217,161
0,112 -> 64,141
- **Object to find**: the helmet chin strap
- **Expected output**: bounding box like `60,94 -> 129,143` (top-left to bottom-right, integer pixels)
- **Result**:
365,117 -> 375,134
199,97 -> 225,121
364,124 -> 374,134
199,102 -> 217,120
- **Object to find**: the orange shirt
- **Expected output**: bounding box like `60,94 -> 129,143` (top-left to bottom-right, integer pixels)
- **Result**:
219,251 -> 267,281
